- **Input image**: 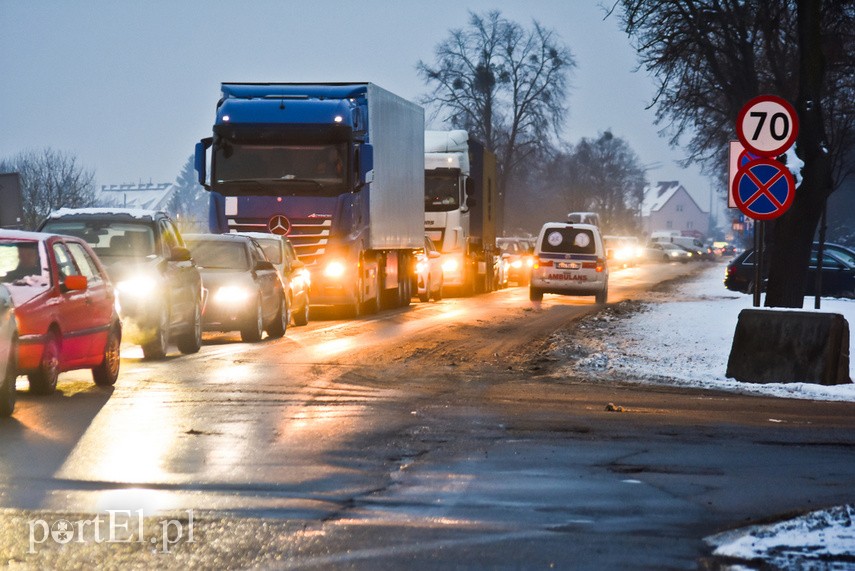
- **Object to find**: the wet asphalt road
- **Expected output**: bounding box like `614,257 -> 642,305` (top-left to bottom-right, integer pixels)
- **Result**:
1,260 -> 854,570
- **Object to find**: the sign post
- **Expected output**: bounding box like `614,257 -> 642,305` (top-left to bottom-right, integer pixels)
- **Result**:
732,95 -> 799,307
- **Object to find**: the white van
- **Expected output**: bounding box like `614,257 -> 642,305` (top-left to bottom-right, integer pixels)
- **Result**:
566,212 -> 601,227
530,222 -> 609,304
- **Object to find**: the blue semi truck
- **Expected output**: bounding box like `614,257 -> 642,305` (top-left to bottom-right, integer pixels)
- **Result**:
195,83 -> 425,316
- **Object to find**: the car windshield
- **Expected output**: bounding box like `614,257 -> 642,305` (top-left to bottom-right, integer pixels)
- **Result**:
540,228 -> 597,255
498,241 -> 521,254
0,241 -> 48,284
39,220 -> 156,261
185,240 -> 249,270
254,239 -> 282,265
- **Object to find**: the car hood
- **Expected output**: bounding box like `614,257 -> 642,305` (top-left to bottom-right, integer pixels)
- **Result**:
4,278 -> 51,308
101,256 -> 165,283
197,268 -> 256,291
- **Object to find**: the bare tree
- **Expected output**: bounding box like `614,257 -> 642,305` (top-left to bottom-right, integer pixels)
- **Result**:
0,148 -> 96,229
544,132 -> 647,234
417,10 -> 576,203
618,0 -> 854,307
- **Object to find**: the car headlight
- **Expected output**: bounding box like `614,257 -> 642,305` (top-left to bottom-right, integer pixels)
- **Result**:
416,260 -> 427,274
511,260 -> 523,269
323,260 -> 347,280
213,285 -> 253,304
442,257 -> 459,274
116,275 -> 159,298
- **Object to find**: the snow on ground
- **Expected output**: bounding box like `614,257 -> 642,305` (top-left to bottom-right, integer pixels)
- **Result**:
545,260 -> 855,401
541,261 -> 855,567
705,504 -> 855,569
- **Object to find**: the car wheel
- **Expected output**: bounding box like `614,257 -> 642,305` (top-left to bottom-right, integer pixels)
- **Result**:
241,297 -> 264,342
142,305 -> 170,360
596,283 -> 609,305
177,300 -> 203,354
418,276 -> 430,303
266,294 -> 288,339
0,335 -> 17,417
92,324 -> 121,386
293,295 -> 310,326
432,283 -> 443,302
529,287 -> 543,302
29,330 -> 60,395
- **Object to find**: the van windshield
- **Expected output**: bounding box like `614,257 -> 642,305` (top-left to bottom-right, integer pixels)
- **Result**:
540,228 -> 596,255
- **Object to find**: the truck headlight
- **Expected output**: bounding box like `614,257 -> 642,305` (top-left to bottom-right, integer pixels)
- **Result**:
213,285 -> 252,304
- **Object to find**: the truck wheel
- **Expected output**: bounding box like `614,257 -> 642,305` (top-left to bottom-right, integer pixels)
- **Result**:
241,297 -> 264,342
529,287 -> 543,302
92,324 -> 121,386
0,335 -> 17,417
29,331 -> 60,395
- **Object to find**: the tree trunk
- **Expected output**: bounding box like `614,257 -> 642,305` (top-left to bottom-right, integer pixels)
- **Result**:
764,0 -> 834,308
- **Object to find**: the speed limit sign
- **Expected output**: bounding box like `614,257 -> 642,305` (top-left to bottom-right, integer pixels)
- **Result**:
736,95 -> 799,157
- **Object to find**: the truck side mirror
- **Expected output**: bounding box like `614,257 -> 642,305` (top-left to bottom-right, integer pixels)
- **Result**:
195,138 -> 213,189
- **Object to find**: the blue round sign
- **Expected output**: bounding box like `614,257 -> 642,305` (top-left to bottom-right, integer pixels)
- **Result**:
731,158 -> 796,221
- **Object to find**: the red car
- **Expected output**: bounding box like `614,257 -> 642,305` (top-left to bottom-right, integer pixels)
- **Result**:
0,230 -> 122,394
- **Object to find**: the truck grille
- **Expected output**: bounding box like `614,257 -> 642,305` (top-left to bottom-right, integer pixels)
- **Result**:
227,217 -> 331,266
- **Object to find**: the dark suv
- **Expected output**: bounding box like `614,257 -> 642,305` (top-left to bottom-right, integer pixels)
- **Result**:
39,208 -> 203,359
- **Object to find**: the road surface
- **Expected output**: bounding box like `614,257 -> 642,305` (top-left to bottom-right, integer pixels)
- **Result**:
2,260 -> 854,569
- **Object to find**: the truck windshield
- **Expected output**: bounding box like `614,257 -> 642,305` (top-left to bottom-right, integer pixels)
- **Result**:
425,172 -> 459,212
214,142 -> 347,197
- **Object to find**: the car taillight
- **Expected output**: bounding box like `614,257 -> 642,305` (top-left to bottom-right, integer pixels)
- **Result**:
596,258 -> 605,272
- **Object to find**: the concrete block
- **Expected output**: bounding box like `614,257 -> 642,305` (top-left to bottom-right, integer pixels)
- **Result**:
726,309 -> 852,385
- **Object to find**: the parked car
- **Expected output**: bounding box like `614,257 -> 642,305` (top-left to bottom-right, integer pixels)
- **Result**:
233,232 -> 311,326
644,242 -> 694,263
184,233 -> 288,341
0,230 -> 122,395
530,222 -> 609,304
497,237 -> 533,285
724,243 -> 855,298
0,285 -> 18,416
415,235 -> 443,302
39,208 -> 203,360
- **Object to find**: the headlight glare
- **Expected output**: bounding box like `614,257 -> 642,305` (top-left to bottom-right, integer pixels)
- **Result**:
214,285 -> 252,303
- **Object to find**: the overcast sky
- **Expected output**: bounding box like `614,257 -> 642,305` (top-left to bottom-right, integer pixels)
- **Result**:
1,0 -> 718,219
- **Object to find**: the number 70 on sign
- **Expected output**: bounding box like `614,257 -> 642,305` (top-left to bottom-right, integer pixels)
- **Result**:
736,95 -> 799,158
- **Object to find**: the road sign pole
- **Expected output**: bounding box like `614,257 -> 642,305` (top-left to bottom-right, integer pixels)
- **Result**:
753,221 -> 762,307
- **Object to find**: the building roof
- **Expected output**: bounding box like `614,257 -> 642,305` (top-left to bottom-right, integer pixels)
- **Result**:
641,181 -> 707,216
95,182 -> 175,211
